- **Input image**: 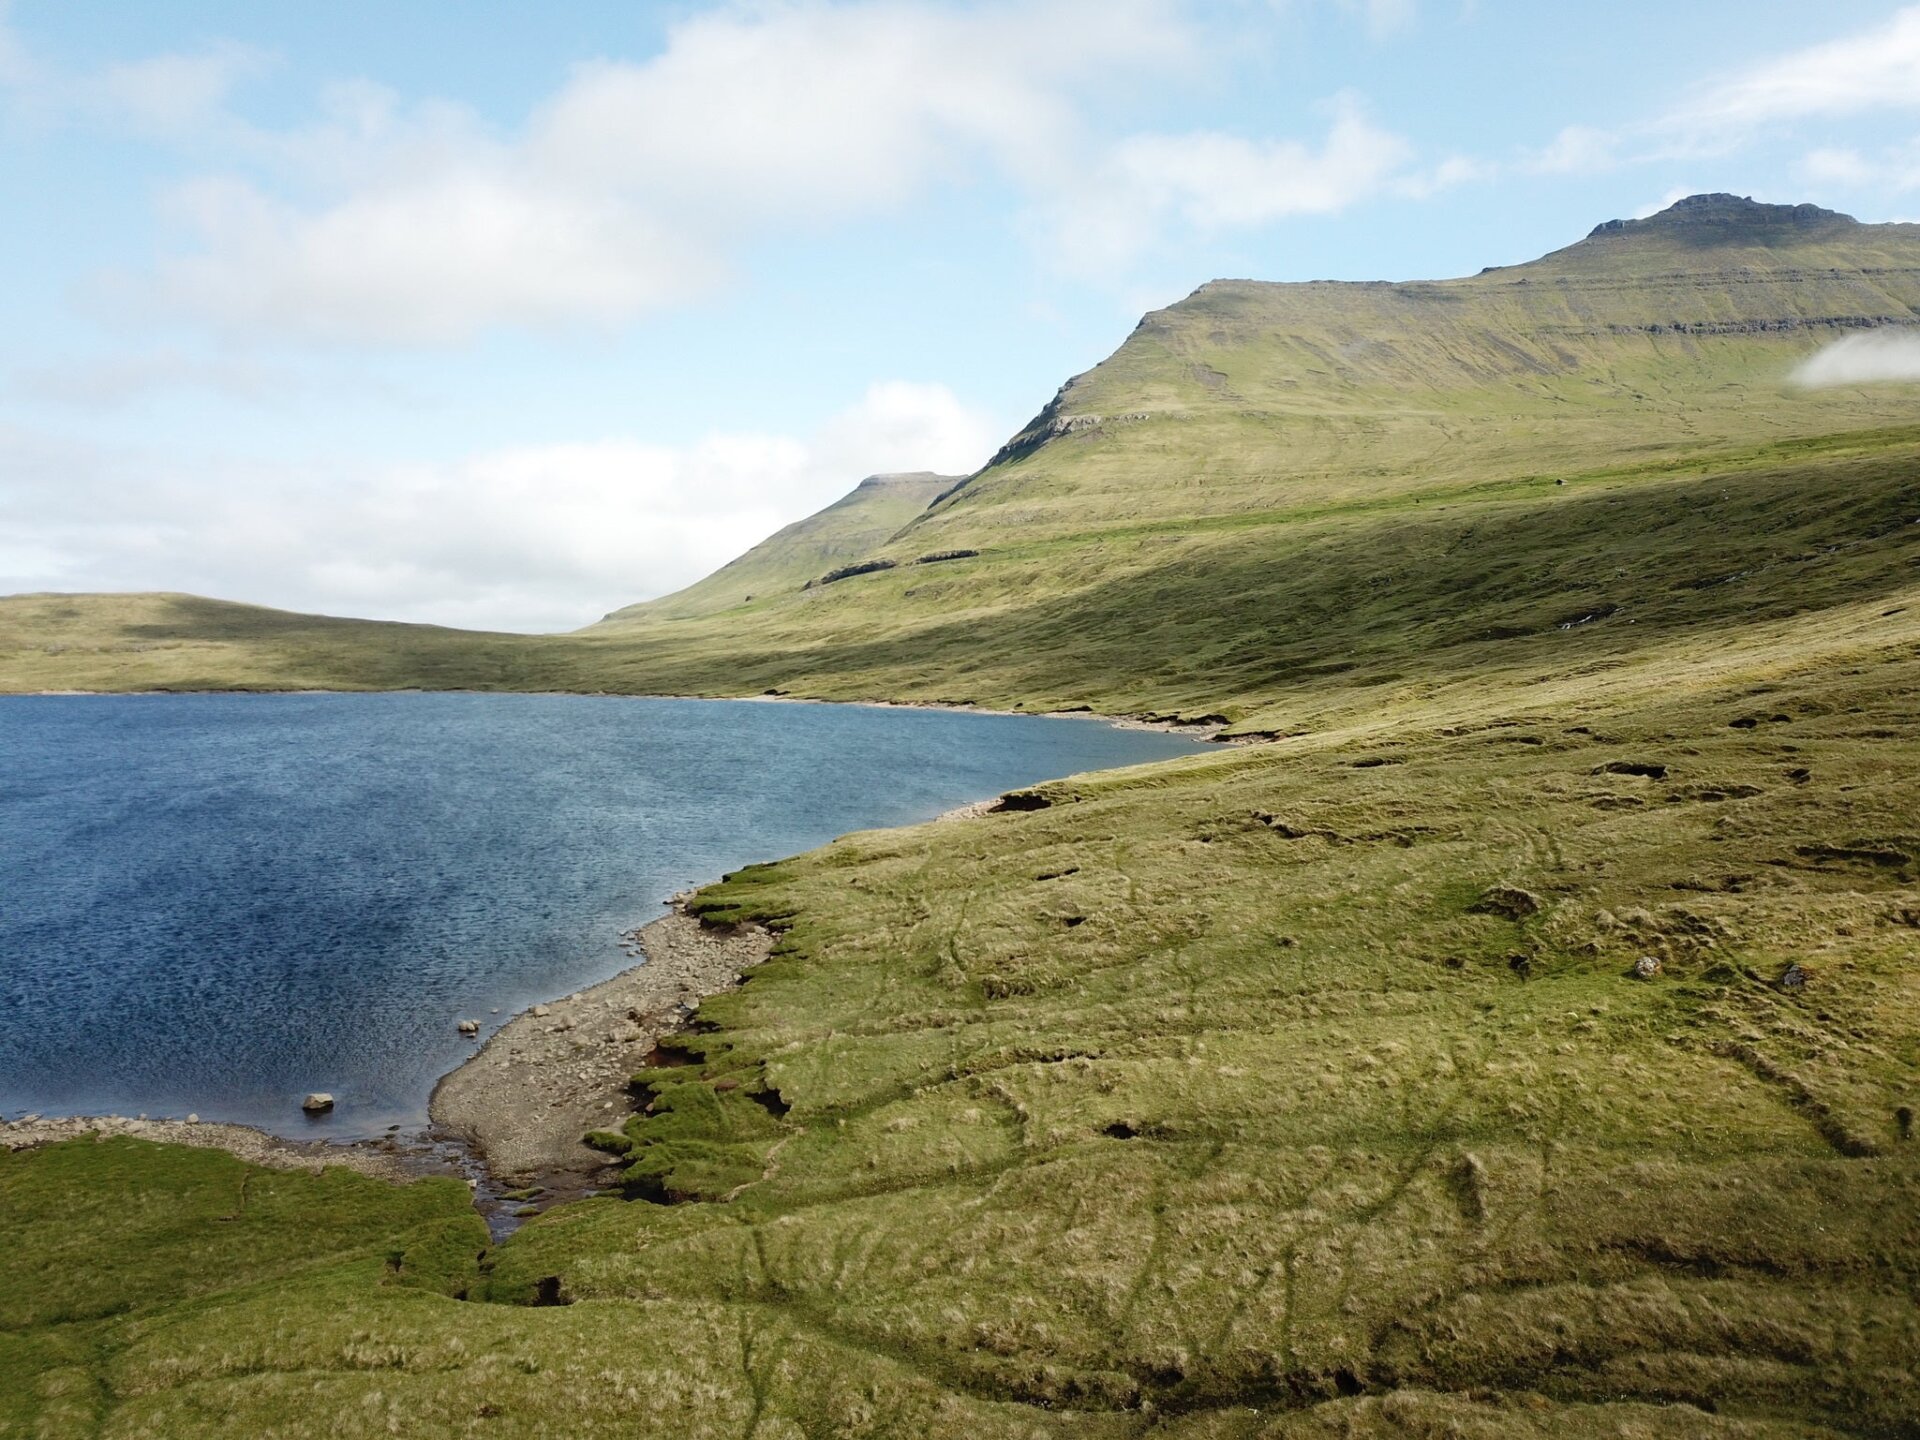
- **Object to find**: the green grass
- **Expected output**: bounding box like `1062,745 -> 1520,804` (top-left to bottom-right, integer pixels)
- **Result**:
0,1138 -> 485,1438
603,471 -> 958,622
8,623 -> 1918,1435
4,196 -> 1920,1434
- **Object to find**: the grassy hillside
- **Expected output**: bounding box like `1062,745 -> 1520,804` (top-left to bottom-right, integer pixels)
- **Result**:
8,194 -> 1920,713
891,194 -> 1920,549
0,591 -> 561,694
7,588 -> 1918,1435
5,195 -> 1920,1434
566,194 -> 1920,722
601,471 -> 955,621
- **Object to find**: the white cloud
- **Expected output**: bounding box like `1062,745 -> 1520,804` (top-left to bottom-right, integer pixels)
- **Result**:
1044,95 -> 1414,272
0,1 -> 268,134
85,0 -> 1205,344
1513,7 -> 1920,179
12,346 -> 403,408
3,0 -> 1450,345
1790,329 -> 1920,388
0,381 -> 997,631
1394,152 -> 1491,200
89,41 -> 272,132
1801,146 -> 1878,187
1671,6 -> 1920,135
0,1 -> 28,92
1340,0 -> 1416,39
1526,124 -> 1620,175
1269,0 -> 1416,40
1798,139 -> 1920,193
137,170 -> 722,346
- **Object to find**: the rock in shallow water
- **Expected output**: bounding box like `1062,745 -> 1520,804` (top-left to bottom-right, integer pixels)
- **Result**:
301,1092 -> 334,1113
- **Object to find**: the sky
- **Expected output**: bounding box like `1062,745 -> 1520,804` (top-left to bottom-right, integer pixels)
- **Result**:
4,1 -> 1920,632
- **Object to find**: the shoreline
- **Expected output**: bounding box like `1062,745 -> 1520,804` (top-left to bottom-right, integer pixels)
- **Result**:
0,702 -> 1208,1223
9,686 -> 1237,740
0,1111 -> 464,1186
428,900 -> 774,1198
1,901 -> 773,1234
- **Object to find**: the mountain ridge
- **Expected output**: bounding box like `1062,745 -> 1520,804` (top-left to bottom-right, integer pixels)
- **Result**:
5,193 -> 1920,700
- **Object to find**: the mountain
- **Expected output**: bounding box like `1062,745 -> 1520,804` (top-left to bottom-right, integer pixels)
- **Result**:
8,195 -> 1917,710
555,194 -> 1920,723
599,470 -> 954,623
8,196 -> 1920,1436
891,192 -> 1920,550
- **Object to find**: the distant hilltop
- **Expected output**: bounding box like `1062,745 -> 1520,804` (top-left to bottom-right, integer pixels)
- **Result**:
1588,192 -> 1855,238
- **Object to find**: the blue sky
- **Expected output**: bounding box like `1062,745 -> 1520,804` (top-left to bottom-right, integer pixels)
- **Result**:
4,0 -> 1920,630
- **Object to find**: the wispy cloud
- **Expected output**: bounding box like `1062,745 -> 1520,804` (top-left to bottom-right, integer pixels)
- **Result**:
1667,7 -> 1920,137
71,1 -> 1202,345
1791,329 -> 1920,389
1046,94 -> 1414,272
1340,0 -> 1416,40
1513,6 -> 1920,182
1270,0 -> 1418,40
12,346 -> 409,409
0,3 -> 270,134
1799,140 -> 1920,193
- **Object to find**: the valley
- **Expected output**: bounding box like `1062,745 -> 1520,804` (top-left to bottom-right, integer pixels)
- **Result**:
4,194 -> 1920,1437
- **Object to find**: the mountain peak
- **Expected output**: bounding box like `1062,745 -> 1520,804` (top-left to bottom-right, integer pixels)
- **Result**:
1587,193 -> 1854,240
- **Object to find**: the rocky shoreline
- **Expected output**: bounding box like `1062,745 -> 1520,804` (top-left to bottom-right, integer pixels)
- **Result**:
428,901 -> 773,1195
2,899 -> 774,1231
0,1111 -> 458,1184
731,690 -> 1233,739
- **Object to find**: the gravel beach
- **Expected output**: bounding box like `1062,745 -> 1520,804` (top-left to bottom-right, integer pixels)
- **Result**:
0,1112 -> 448,1183
428,902 -> 773,1189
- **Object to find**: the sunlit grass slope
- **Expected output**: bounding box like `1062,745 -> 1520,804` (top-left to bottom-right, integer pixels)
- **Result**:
602,471 -> 955,622
0,1139 -> 484,1437
569,196 -> 1920,718
0,591 -> 561,694
884,194 -> 1920,549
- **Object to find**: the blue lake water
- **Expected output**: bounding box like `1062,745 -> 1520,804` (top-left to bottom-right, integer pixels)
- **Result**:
0,693 -> 1200,1138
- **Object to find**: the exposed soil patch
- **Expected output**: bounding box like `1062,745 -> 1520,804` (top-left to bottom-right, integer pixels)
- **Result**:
1593,760 -> 1669,780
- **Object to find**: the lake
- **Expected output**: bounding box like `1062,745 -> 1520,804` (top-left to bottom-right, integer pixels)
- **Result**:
0,693 -> 1200,1137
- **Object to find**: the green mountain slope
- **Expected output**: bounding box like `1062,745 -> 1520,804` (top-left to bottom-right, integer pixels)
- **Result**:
559,195 -> 1920,724
9,195 -> 1919,714
6,194 -> 1920,1435
601,470 -> 955,622
898,193 -> 1920,548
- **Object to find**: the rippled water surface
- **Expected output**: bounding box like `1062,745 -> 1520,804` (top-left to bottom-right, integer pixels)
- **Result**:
0,694 -> 1200,1136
